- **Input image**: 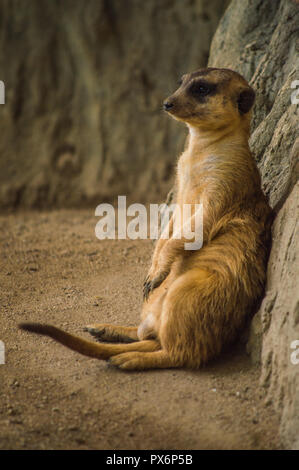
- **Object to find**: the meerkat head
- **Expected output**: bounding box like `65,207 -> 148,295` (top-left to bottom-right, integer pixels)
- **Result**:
163,68 -> 255,132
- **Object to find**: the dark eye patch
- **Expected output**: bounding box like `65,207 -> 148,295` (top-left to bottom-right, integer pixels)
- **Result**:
188,80 -> 217,101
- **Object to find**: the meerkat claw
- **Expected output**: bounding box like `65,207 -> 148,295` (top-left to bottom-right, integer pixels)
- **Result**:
143,272 -> 168,301
143,281 -> 151,301
83,326 -> 104,338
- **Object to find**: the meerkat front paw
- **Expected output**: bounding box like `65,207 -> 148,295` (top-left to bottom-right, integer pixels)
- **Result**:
143,271 -> 168,300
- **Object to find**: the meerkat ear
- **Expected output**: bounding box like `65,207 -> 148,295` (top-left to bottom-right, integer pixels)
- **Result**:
237,87 -> 255,115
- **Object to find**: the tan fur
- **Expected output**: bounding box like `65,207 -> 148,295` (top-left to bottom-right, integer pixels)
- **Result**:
19,68 -> 273,371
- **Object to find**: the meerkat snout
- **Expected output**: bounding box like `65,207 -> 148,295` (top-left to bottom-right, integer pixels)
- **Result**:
163,101 -> 174,111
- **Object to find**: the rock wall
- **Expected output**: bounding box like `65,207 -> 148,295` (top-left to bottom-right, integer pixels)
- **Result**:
0,0 -> 229,209
209,0 -> 298,449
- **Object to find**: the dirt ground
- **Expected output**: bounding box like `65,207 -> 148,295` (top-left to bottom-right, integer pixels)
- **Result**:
0,209 -> 281,450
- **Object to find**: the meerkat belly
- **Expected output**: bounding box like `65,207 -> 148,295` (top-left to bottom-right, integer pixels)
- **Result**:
137,313 -> 157,340
139,260 -> 184,340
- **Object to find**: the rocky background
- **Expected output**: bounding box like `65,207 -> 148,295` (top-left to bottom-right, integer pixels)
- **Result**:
0,0 -> 229,208
209,0 -> 298,450
0,0 -> 298,450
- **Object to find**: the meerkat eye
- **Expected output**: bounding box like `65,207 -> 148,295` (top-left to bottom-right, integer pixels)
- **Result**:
189,80 -> 216,99
178,78 -> 183,86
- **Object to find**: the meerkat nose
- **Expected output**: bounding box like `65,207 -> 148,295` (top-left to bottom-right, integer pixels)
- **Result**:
163,101 -> 174,111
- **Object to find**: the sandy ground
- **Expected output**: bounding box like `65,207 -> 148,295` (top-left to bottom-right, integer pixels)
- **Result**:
0,209 -> 281,450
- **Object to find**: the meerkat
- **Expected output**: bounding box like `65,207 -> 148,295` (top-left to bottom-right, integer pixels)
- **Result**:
19,67 -> 273,370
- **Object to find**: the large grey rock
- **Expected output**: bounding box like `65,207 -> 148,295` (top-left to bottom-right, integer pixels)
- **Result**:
259,181 -> 299,450
0,0 -> 228,209
209,0 -> 298,449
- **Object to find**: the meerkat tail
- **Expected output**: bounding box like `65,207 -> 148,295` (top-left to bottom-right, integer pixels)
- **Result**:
18,323 -> 160,360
